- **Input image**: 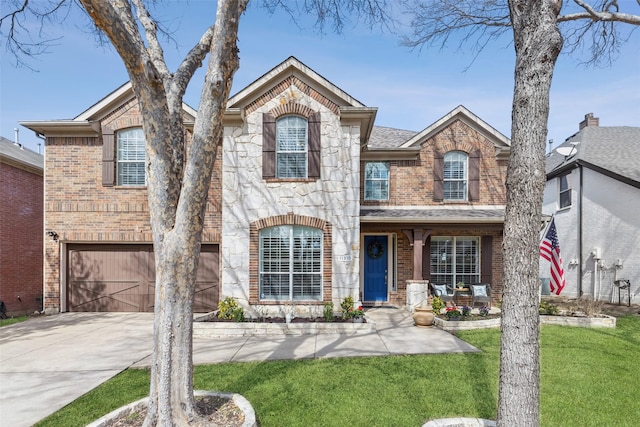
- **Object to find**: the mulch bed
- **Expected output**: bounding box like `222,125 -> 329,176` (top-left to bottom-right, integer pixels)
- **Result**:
104,395 -> 244,427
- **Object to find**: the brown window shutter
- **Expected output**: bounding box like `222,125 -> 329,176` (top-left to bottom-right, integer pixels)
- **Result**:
262,113 -> 276,178
481,236 -> 493,283
433,151 -> 444,202
102,129 -> 115,186
308,112 -> 321,179
469,150 -> 480,201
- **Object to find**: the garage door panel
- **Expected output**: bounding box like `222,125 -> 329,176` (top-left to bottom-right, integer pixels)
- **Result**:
68,281 -> 141,312
68,244 -> 219,313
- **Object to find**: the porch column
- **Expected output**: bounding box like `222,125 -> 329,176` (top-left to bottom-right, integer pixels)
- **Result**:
402,229 -> 431,280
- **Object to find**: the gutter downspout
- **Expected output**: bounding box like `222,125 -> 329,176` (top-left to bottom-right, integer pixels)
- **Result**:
578,164 -> 583,297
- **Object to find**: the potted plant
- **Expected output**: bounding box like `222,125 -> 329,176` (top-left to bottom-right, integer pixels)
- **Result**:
461,305 -> 472,318
445,306 -> 462,321
413,300 -> 435,327
352,306 -> 365,323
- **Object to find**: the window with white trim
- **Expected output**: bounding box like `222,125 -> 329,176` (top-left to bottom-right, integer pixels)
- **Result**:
559,174 -> 571,209
276,116 -> 308,178
259,225 -> 322,301
444,151 -> 468,200
117,128 -> 146,186
430,237 -> 480,285
364,162 -> 390,200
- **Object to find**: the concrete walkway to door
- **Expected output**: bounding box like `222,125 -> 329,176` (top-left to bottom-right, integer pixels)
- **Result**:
0,308 -> 478,427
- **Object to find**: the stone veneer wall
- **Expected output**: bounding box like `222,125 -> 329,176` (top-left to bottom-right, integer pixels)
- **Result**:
221,85 -> 361,317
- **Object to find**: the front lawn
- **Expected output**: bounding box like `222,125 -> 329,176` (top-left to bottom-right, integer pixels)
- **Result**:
36,316 -> 640,427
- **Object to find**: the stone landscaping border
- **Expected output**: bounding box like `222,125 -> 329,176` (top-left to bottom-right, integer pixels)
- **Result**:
434,314 -> 616,333
86,390 -> 257,427
193,316 -> 373,338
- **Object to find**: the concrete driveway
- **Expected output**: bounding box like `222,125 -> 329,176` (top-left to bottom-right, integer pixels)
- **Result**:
0,313 -> 154,427
0,309 -> 478,426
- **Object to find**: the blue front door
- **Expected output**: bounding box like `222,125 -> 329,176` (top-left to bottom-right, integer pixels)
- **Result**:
364,235 -> 388,302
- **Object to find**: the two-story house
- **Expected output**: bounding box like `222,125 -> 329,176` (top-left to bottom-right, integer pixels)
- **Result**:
22,57 -> 510,316
542,113 -> 640,305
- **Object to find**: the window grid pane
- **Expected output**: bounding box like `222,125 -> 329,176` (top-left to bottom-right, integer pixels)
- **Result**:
117,128 -> 146,186
430,237 -> 479,285
260,225 -> 322,301
276,116 -> 307,178
364,162 -> 390,200
443,152 -> 468,200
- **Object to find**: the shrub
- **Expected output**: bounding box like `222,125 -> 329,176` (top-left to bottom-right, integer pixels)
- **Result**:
461,305 -> 472,317
571,297 -> 604,316
539,300 -> 559,315
340,296 -> 354,319
431,296 -> 445,315
218,297 -> 244,321
323,302 -> 334,322
479,306 -> 490,317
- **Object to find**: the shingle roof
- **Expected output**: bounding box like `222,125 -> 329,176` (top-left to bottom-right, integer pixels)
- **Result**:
360,206 -> 505,223
546,126 -> 640,184
0,136 -> 43,171
367,126 -> 418,149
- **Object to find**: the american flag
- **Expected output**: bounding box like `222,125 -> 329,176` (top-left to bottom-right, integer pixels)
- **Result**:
540,218 -> 566,295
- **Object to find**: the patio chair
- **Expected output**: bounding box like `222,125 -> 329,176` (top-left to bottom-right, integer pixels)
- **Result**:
470,283 -> 491,308
430,283 -> 456,305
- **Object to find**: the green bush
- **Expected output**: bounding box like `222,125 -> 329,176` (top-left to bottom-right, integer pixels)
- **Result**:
323,302 -> 334,322
218,297 -> 244,321
340,296 -> 354,319
539,300 -> 559,315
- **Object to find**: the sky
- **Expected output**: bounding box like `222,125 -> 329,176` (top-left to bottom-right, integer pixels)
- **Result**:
1,1 -> 639,155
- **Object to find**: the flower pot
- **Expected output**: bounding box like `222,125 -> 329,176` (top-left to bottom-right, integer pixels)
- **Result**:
413,307 -> 435,327
352,317 -> 364,323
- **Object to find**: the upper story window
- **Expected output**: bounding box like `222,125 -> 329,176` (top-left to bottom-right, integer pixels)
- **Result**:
559,174 -> 571,209
443,151 -> 468,201
263,112 -> 320,180
276,116 -> 308,178
364,162 -> 390,200
259,225 -> 323,301
116,128 -> 146,186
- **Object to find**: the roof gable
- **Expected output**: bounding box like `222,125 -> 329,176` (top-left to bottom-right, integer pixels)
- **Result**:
400,105 -> 510,155
227,56 -> 366,111
20,82 -> 197,136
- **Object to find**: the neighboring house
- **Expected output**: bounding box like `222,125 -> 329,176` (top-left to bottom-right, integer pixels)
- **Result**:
0,136 -> 44,317
542,113 -> 640,305
21,56 -> 510,316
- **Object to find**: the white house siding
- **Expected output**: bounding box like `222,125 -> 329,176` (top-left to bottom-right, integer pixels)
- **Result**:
542,167 -> 640,304
221,88 -> 361,315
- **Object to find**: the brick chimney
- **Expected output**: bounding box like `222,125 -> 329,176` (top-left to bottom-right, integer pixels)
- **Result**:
579,113 -> 599,130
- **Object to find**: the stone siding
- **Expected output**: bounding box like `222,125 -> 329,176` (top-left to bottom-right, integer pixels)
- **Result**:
221,84 -> 361,315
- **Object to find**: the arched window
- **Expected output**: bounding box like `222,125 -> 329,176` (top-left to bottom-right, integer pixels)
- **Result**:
443,151 -> 468,200
259,225 -> 322,301
364,162 -> 390,200
116,127 -> 146,186
276,116 -> 308,178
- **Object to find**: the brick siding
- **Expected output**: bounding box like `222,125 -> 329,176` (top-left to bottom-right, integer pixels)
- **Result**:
42,99 -> 222,313
0,162 -> 43,316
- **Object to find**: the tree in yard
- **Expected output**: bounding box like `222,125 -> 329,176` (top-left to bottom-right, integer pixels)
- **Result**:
402,0 -> 640,425
1,0 -> 389,425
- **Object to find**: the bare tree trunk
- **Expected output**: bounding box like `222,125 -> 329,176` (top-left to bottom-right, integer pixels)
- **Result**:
78,0 -> 246,425
498,1 -> 563,425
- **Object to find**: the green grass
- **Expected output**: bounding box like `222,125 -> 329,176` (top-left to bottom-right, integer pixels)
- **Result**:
0,316 -> 29,327
35,316 -> 640,427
